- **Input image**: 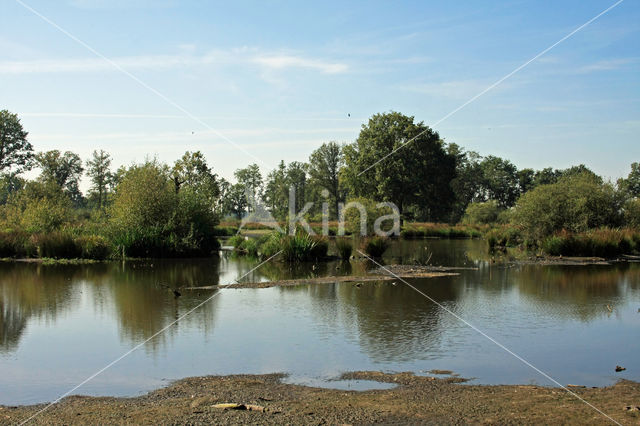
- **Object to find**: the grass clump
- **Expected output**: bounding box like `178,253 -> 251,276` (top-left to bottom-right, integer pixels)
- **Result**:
335,237 -> 353,260
362,236 -> 389,258
75,235 -> 112,260
540,228 -> 638,257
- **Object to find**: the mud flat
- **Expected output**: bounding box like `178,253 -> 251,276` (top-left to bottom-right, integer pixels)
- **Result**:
4,372 -> 640,425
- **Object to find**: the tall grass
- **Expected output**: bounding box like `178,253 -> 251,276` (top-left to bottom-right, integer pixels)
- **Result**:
361,236 -> 389,258
541,228 -> 638,257
401,223 -> 484,239
335,238 -> 353,260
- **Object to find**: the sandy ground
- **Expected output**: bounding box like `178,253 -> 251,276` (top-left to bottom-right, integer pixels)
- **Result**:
4,372 -> 640,425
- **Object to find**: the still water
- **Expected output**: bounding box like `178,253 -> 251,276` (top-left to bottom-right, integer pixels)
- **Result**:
1,239 -> 639,405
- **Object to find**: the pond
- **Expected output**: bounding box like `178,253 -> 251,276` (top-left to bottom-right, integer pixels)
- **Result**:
1,239 -> 639,405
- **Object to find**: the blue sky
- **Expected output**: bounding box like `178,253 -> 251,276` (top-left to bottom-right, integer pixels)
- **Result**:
1,0 -> 638,186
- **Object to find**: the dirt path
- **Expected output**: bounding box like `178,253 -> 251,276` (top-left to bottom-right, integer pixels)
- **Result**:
4,372 -> 639,425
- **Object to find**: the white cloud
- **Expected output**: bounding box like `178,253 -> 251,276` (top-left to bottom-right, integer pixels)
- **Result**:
399,80 -> 500,100
252,54 -> 348,74
0,49 -> 349,75
574,58 -> 636,74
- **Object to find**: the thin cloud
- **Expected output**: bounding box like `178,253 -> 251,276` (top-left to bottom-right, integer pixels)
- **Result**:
0,49 -> 349,75
575,58 -> 636,73
252,54 -> 348,74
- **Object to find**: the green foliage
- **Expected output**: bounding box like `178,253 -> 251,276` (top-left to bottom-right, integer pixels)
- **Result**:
75,235 -> 112,260
85,149 -> 113,210
624,198 -> 640,228
308,141 -> 344,219
0,110 -> 34,174
342,197 -> 397,236
478,156 -> 519,208
462,201 -> 501,225
486,226 -> 524,250
342,111 -> 456,222
2,181 -> 73,233
110,160 -> 219,257
540,229 -> 637,258
33,231 -> 81,259
511,172 -> 622,241
228,234 -> 246,248
35,150 -> 84,205
335,237 -> 353,260
361,236 -> 389,258
400,223 -> 482,239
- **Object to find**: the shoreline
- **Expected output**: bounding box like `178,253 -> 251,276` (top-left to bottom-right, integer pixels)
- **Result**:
4,371 -> 639,424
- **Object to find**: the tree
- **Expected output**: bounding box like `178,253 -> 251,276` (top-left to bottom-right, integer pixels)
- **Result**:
462,201 -> 501,225
533,167 -> 560,186
234,163 -> 263,212
478,156 -> 519,208
172,151 -> 220,205
35,150 -> 84,205
342,112 -> 456,222
619,162 -> 640,198
286,161 -> 307,214
85,149 -> 113,210
0,110 -> 34,174
263,160 -> 288,220
517,168 -> 535,195
308,142 -> 343,219
447,143 -> 484,222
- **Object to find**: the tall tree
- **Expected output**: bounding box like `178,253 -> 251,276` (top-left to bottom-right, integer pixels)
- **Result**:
234,163 -> 263,212
286,161 -> 308,213
308,142 -> 343,219
172,151 -> 220,202
35,150 -> 84,205
342,112 -> 456,222
263,160 -> 288,220
85,149 -> 113,210
620,162 -> 640,198
478,156 -> 519,208
0,110 -> 34,174
447,143 -> 484,222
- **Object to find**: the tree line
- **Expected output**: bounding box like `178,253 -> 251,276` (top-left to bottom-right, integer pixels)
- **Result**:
1,109 -> 639,258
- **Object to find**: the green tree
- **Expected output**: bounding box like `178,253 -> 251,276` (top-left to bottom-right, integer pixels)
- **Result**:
35,150 -> 84,205
286,161 -> 308,214
533,167 -> 560,186
172,151 -> 220,204
342,112 -> 456,222
0,110 -> 34,174
478,156 -> 519,208
517,168 -> 535,195
447,143 -> 483,222
263,161 -> 288,220
85,149 -> 113,210
234,163 -> 263,213
619,162 -> 640,198
308,142 -> 343,219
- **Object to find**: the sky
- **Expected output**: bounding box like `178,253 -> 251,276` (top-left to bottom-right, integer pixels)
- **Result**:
1,0 -> 639,188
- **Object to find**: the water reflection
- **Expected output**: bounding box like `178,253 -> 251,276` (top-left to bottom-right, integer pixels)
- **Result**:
0,240 -> 639,404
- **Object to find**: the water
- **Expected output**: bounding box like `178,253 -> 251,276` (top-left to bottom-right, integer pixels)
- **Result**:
1,239 -> 639,405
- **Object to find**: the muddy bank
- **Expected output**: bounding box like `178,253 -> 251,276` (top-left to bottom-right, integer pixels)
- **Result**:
4,372 -> 639,425
185,271 -> 458,290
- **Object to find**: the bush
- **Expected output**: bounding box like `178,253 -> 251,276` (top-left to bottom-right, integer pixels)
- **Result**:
75,235 -> 112,260
362,236 -> 389,257
462,201 -> 501,225
486,226 -> 524,250
335,237 -> 353,260
0,231 -> 29,257
228,234 -> 245,248
512,172 -> 622,241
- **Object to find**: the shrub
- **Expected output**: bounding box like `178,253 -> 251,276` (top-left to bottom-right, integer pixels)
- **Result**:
512,172 -> 622,241
462,201 -> 501,225
228,234 -> 245,248
362,236 -> 389,257
0,231 -> 29,257
335,238 -> 353,260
